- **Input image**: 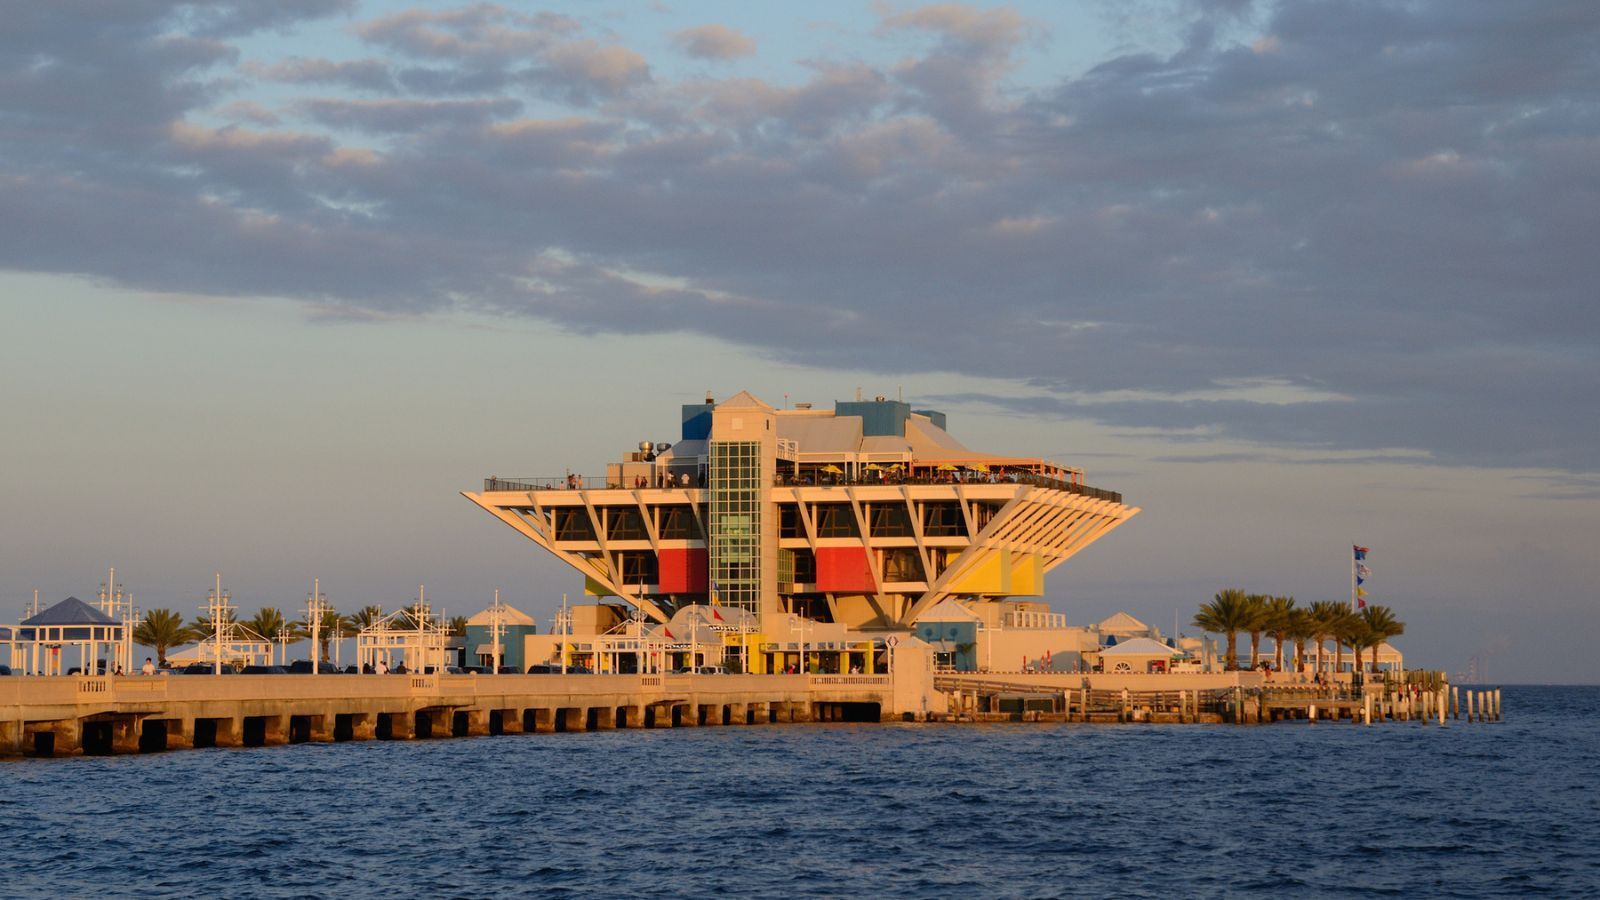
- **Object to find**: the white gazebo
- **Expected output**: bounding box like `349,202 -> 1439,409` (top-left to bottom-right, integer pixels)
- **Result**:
16,597 -> 126,675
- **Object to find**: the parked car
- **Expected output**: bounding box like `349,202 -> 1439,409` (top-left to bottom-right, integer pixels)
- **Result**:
672,666 -> 729,675
496,665 -> 521,674
177,663 -> 234,675
0,664 -> 12,676
526,664 -> 593,674
241,664 -> 288,675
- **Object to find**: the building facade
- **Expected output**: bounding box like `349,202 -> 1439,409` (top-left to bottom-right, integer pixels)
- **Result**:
464,391 -> 1139,672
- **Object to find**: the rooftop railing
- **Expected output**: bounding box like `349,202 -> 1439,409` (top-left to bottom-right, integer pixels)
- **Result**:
486,472 -> 1124,504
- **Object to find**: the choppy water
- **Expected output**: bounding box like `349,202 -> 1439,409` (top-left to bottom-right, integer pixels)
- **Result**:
3,685 -> 1597,898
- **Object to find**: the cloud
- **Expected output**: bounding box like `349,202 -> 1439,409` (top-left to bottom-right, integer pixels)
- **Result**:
2,0 -> 1598,474
673,24 -> 756,60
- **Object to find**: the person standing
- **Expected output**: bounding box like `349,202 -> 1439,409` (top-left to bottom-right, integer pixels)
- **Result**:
141,657 -> 156,675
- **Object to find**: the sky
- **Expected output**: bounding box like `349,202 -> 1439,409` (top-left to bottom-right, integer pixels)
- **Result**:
2,0 -> 1596,682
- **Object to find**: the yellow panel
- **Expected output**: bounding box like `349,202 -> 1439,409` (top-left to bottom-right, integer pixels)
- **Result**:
585,576 -> 614,597
950,551 -> 1009,594
1009,553 -> 1045,596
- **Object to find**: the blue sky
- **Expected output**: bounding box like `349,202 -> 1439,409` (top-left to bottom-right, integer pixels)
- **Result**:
2,0 -> 1596,681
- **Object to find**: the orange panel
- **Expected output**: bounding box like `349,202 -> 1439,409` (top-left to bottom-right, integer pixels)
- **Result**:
816,547 -> 875,592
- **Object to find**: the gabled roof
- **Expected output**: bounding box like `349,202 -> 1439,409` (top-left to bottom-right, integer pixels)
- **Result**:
22,596 -> 118,627
913,599 -> 984,624
1097,611 -> 1149,633
718,390 -> 772,410
1099,637 -> 1185,657
467,603 -> 536,627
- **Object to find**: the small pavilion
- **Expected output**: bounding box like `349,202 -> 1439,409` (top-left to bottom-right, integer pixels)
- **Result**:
357,603 -> 451,673
16,597 -> 125,676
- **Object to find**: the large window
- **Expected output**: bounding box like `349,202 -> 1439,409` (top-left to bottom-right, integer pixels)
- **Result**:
779,548 -> 816,586
882,548 -> 924,582
606,507 -> 646,541
709,441 -> 762,614
554,508 -> 595,542
869,505 -> 913,537
815,504 -> 858,538
778,504 -> 802,538
922,502 -> 965,537
618,551 -> 659,585
659,506 -> 701,540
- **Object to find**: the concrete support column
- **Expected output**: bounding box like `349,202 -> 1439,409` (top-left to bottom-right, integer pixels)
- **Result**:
593,707 -> 616,730
675,704 -> 698,727
262,716 -> 289,746
499,709 -> 525,734
750,704 -> 770,724
700,705 -> 721,727
789,701 -> 813,723
111,719 -> 141,754
466,709 -> 491,737
532,708 -> 556,733
387,713 -> 416,740
163,719 -> 194,749
729,703 -> 748,724
351,714 -> 377,741
215,718 -> 243,748
309,715 -> 334,743
0,720 -> 25,757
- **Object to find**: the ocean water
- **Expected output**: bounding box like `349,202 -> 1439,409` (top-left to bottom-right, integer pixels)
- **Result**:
2,685 -> 1596,898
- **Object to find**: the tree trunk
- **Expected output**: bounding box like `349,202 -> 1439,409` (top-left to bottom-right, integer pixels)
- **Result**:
1249,632 -> 1261,669
1225,632 -> 1238,670
1294,640 -> 1307,673
1273,633 -> 1285,671
1334,641 -> 1344,673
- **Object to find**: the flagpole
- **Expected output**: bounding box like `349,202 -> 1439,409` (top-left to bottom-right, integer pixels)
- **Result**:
1351,546 -> 1358,613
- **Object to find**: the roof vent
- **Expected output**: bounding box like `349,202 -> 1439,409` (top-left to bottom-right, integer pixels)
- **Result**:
794,402 -> 812,410
874,395 -> 886,402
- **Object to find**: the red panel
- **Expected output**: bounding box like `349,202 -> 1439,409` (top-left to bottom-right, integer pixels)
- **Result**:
658,548 -> 708,594
815,547 -> 876,592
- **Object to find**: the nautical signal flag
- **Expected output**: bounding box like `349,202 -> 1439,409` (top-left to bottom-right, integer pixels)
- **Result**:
1357,597 -> 1367,609
1357,564 -> 1371,578
663,627 -> 676,640
1356,587 -> 1369,598
712,608 -> 725,622
1354,545 -> 1370,560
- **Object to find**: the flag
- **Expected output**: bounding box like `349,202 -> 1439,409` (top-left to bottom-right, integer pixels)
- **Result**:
1353,545 -> 1370,560
1357,564 -> 1371,577
1356,575 -> 1365,586
1356,587 -> 1369,597
711,608 -> 725,622
663,627 -> 675,640
1357,597 -> 1367,609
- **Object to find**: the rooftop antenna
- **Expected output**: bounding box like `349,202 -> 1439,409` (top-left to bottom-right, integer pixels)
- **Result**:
897,386 -> 902,402
855,386 -> 862,402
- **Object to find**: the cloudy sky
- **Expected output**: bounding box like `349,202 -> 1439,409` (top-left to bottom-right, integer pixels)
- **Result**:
3,0 -> 1596,681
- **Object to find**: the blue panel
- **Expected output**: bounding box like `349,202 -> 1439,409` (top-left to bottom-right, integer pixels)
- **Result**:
913,409 -> 947,431
834,400 -> 910,437
681,403 -> 714,440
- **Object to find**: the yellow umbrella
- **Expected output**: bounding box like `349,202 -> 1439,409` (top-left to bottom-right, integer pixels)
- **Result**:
822,464 -> 844,474
936,463 -> 958,472
971,463 -> 991,473
888,463 -> 905,470
863,463 -> 885,471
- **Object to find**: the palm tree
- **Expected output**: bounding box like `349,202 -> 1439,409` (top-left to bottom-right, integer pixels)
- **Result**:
1307,600 -> 1348,674
1335,610 -> 1370,673
244,607 -> 288,645
1243,593 -> 1272,669
1284,607 -> 1316,674
1262,595 -> 1296,671
1193,589 -> 1253,671
184,610 -> 237,644
133,608 -> 186,667
310,611 -> 349,663
448,615 -> 470,637
349,604 -> 385,633
1359,605 -> 1405,673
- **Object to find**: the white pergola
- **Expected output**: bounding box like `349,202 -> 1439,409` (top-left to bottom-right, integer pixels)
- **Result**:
357,600 -> 451,673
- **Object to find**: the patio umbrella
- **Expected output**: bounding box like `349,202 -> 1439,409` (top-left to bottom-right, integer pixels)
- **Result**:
936,463 -> 958,472
863,463 -> 885,471
971,463 -> 991,473
822,464 -> 845,474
